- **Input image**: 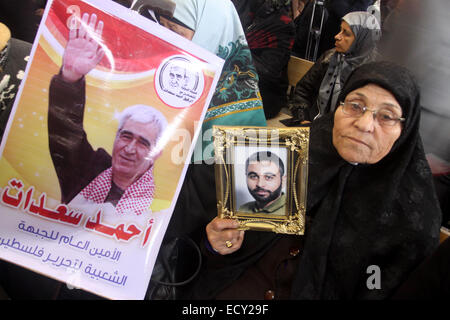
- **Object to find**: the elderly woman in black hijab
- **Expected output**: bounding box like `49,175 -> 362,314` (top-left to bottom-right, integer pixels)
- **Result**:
290,11 -> 381,123
181,61 -> 442,300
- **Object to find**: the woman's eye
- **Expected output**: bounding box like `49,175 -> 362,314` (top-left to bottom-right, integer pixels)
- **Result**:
350,103 -> 362,111
379,112 -> 395,120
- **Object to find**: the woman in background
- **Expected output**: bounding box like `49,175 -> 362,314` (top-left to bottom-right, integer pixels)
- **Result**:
289,11 -> 381,122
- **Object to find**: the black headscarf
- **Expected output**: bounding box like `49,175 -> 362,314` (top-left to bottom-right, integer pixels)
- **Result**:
291,61 -> 442,299
180,61 -> 441,300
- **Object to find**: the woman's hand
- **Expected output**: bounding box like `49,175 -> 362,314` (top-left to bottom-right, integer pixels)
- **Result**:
206,217 -> 244,255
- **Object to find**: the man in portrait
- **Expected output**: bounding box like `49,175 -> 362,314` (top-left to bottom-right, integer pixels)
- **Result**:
238,151 -> 287,215
47,13 -> 167,216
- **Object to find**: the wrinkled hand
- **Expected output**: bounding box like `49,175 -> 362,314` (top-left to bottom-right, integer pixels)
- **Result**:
206,217 -> 244,255
62,13 -> 105,82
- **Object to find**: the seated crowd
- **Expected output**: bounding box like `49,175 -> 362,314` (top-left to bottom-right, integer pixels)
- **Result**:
0,0 -> 448,300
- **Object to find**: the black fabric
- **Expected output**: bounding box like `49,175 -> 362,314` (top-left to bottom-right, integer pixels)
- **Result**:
434,174 -> 450,228
189,232 -> 280,299
171,61 -> 442,300
146,236 -> 202,300
104,182 -> 125,206
162,163 -> 279,299
215,235 -> 303,300
0,38 -> 32,141
291,61 -> 442,299
0,260 -> 60,299
162,162 -> 248,299
232,0 -> 295,119
289,49 -> 334,121
0,258 -> 103,299
392,237 -> 450,299
0,2 -> 44,43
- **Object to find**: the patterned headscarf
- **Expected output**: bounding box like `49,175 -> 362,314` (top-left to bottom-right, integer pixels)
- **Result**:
169,0 -> 267,161
316,11 -> 381,118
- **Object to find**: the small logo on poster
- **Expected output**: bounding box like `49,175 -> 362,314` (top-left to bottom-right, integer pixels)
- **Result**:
155,55 -> 205,108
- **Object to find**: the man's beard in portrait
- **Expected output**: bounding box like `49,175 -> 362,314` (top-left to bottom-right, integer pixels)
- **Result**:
248,183 -> 282,208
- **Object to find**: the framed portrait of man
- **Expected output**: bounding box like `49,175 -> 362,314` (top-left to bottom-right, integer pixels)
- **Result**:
233,146 -> 287,216
213,126 -> 309,235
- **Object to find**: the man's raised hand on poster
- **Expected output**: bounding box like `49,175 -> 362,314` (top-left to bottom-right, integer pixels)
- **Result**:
62,13 -> 105,83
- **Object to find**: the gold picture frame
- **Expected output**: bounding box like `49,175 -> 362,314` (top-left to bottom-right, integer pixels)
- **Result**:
213,125 -> 309,235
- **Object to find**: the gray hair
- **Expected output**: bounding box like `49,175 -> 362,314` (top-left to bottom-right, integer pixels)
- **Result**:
117,104 -> 168,141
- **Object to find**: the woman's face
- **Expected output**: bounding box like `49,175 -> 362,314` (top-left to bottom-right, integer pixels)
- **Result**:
334,21 -> 355,53
159,16 -> 195,40
332,84 -> 403,164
